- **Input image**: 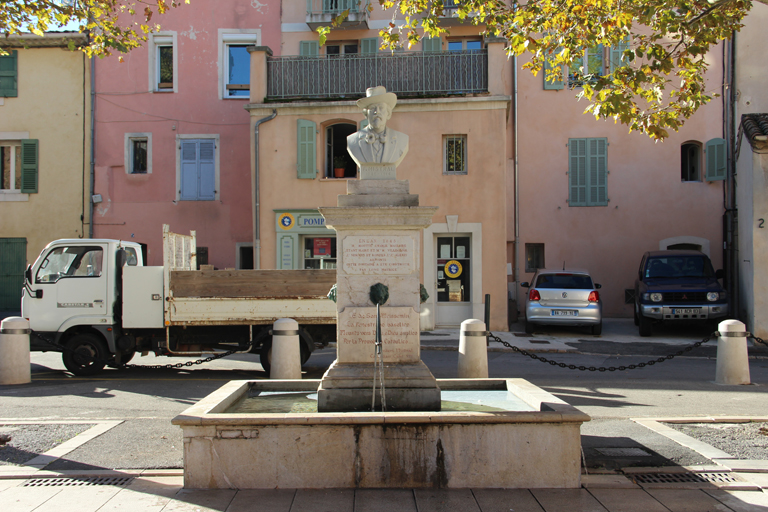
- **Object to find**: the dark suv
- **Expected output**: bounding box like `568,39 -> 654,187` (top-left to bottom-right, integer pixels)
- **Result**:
634,250 -> 728,336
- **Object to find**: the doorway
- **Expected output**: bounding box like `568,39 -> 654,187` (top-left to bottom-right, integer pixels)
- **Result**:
435,235 -> 473,327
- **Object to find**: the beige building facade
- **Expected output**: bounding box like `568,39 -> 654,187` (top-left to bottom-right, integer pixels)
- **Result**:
0,34 -> 91,310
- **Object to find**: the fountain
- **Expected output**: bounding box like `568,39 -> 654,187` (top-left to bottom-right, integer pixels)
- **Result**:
172,86 -> 590,489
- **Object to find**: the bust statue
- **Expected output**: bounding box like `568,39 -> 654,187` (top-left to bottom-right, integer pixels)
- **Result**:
347,86 -> 409,177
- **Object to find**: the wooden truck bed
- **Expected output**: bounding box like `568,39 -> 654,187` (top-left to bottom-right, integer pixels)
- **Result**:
166,269 -> 337,326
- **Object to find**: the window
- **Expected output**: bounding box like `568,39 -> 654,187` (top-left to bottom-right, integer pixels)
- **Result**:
0,50 -> 18,98
444,135 -> 467,175
124,133 -> 151,174
525,243 -> 544,273
705,138 -> 726,181
568,138 -> 607,207
423,36 -> 442,52
303,236 -> 336,269
436,236 -> 471,302
447,39 -> 483,51
681,142 -> 701,181
149,33 -> 176,92
36,246 -> 103,284
178,136 -> 219,201
219,30 -> 260,99
1,138 -> 37,196
326,123 -> 357,178
326,42 -> 358,56
569,45 -> 604,87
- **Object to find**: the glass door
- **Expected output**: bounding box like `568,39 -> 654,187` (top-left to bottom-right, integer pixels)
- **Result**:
436,236 -> 473,327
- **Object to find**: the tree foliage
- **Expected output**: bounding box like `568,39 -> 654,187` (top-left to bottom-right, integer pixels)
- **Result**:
321,0 -> 753,139
0,1 -> 188,58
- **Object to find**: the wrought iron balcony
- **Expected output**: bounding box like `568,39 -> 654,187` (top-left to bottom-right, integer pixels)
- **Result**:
266,50 -> 488,101
306,0 -> 369,30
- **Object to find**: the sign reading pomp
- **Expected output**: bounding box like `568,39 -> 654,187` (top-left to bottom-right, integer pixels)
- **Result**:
338,307 -> 420,363
343,235 -> 414,275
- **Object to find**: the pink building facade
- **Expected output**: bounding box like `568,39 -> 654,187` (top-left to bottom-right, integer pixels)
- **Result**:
92,1 -> 281,268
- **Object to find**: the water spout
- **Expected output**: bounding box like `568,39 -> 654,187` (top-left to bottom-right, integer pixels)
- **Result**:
372,303 -> 387,411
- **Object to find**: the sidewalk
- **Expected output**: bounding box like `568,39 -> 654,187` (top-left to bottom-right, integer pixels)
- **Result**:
2,470 -> 768,511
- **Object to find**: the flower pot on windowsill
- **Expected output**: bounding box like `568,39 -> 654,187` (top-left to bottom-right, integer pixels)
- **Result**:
334,167 -> 345,178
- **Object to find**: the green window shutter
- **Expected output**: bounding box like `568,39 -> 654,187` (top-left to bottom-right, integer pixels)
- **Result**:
297,119 -> 317,179
587,138 -> 608,206
609,37 -> 630,75
422,36 -> 442,53
20,139 -> 38,193
705,138 -> 726,181
300,41 -> 319,57
568,139 -> 587,206
0,50 -> 18,97
543,51 -> 564,90
361,38 -> 379,55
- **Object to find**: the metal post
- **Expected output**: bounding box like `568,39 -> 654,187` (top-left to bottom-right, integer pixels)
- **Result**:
715,319 -> 751,385
484,293 -> 491,346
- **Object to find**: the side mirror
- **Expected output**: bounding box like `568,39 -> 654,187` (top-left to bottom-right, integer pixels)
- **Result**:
520,282 -> 530,288
595,283 -> 602,289
25,264 -> 32,283
35,289 -> 43,299
715,269 -> 725,280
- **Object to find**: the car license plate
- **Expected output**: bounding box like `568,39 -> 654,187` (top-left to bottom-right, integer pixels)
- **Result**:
551,310 -> 578,317
671,308 -> 701,315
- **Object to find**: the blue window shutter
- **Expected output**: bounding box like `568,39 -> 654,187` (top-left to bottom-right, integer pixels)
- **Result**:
587,138 -> 608,205
361,38 -> 378,55
300,41 -> 319,57
180,141 -> 199,200
609,37 -> 629,75
543,50 -> 564,90
0,50 -> 18,97
198,140 -> 216,200
20,139 -> 38,193
569,139 -> 587,206
297,120 -> 317,179
423,36 -> 442,53
705,138 -> 726,181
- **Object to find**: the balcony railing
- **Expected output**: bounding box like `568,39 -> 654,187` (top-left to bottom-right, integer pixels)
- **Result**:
266,50 -> 488,101
306,0 -> 368,29
307,0 -> 363,15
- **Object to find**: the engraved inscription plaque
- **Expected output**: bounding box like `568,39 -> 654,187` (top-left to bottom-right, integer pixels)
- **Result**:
338,307 -> 420,363
343,235 -> 414,275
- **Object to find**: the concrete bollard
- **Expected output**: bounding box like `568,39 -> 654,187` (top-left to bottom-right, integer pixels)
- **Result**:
0,317 -> 31,385
270,318 -> 301,379
458,319 -> 488,379
715,319 -> 751,385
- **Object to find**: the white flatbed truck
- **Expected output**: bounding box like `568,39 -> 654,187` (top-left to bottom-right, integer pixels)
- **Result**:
21,225 -> 336,375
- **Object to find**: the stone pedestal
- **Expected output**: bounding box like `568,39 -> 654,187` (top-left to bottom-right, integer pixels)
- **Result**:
317,180 -> 440,412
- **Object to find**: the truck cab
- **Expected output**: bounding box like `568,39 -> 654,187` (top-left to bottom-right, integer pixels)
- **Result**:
22,239 -> 144,372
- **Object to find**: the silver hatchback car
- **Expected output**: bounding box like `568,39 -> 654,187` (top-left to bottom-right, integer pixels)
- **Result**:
521,269 -> 603,335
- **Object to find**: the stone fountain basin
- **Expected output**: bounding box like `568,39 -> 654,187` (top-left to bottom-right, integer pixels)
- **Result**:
172,378 -> 590,489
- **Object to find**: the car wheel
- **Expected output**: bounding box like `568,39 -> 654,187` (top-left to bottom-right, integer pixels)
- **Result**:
524,319 -> 535,334
63,333 -> 108,376
591,322 -> 602,336
300,342 -> 311,366
638,312 -> 653,337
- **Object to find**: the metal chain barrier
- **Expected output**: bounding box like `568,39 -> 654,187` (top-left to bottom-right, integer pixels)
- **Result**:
748,334 -> 767,347
34,332 -> 246,371
487,332 -> 714,372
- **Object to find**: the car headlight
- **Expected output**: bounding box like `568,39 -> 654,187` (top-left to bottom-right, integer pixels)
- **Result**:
650,293 -> 663,302
707,292 -> 719,302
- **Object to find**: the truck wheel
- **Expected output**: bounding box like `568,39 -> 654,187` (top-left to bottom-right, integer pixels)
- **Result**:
63,333 -> 108,376
259,339 -> 272,375
260,338 -> 310,374
638,313 -> 653,337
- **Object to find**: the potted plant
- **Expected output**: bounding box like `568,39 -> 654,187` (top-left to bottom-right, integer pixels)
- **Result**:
333,156 -> 346,178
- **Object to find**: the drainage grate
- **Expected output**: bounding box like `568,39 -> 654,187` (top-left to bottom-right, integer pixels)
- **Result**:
595,447 -> 651,457
631,472 -> 742,485
23,476 -> 133,487
513,333 -> 533,338
528,339 -> 551,344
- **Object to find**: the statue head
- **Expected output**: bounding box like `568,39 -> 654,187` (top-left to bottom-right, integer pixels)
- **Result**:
357,86 -> 397,133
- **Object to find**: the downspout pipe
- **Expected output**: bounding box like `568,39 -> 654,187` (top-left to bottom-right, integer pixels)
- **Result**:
513,54 -> 520,309
89,55 -> 95,239
253,109 -> 277,270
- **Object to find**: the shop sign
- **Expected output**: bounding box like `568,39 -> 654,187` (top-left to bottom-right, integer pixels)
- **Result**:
445,260 -> 463,278
314,238 -> 331,257
278,213 -> 295,230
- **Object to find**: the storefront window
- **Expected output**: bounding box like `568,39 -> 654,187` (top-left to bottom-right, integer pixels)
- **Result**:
436,236 -> 470,302
303,236 -> 337,269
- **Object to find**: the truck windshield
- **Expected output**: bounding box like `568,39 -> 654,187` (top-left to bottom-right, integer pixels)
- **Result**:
645,255 -> 714,279
36,246 -> 104,283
